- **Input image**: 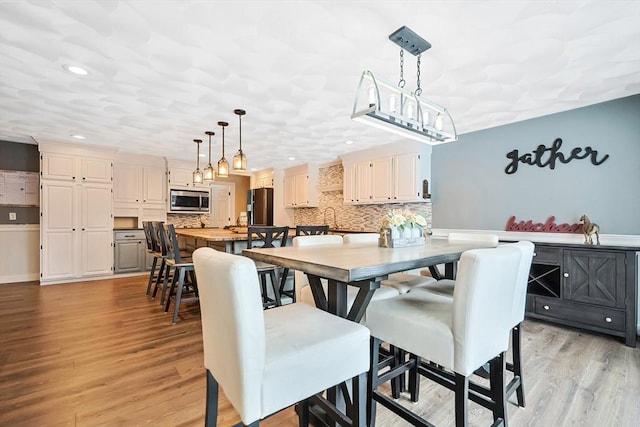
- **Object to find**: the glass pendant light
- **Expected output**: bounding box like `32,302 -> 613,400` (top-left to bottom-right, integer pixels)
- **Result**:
192,139 -> 204,184
203,131 -> 215,182
232,109 -> 247,171
217,121 -> 229,178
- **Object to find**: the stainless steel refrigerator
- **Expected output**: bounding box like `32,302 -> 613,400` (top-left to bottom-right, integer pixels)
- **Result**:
247,188 -> 274,225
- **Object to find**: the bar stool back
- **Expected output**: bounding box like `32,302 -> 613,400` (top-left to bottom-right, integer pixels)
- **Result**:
247,226 -> 289,308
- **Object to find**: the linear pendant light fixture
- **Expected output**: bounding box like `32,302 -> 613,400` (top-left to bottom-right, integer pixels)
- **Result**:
232,109 -> 247,171
217,121 -> 229,178
351,26 -> 457,145
203,131 -> 215,182
193,139 -> 204,184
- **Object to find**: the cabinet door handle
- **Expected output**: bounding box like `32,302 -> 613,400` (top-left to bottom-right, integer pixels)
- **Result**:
563,273 -> 569,278
533,252 -> 537,257
82,177 -> 86,180
72,228 -> 76,231
604,317 -> 612,323
543,305 -> 550,310
82,228 -> 85,231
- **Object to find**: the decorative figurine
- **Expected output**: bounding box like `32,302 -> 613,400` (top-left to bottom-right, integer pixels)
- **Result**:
379,228 -> 390,248
579,214 -> 600,245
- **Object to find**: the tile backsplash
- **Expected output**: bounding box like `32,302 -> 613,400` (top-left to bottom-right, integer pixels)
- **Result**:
294,164 -> 432,232
166,213 -> 211,228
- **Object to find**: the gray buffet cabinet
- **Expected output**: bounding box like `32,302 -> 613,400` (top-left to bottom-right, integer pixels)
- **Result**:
524,242 -> 638,347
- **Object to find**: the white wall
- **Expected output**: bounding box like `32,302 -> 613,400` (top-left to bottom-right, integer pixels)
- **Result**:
0,225 -> 39,283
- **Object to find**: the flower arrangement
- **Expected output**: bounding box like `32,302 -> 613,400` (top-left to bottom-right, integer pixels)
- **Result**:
381,208 -> 427,231
379,208 -> 427,248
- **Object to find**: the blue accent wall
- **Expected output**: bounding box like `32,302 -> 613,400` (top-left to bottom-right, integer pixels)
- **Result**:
431,94 -> 640,235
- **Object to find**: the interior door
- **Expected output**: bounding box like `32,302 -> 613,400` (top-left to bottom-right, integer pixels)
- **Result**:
210,185 -> 232,227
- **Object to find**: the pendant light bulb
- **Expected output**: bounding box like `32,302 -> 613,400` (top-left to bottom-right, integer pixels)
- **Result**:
217,121 -> 229,178
203,131 -> 215,182
192,139 -> 203,184
232,109 -> 247,172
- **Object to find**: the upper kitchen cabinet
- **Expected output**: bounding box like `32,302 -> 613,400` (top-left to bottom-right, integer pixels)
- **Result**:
113,154 -> 167,225
341,141 -> 432,205
283,164 -> 318,208
41,152 -> 112,183
252,169 -> 274,188
167,164 -> 210,190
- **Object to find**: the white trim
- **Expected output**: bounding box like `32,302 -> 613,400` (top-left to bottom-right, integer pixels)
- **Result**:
431,228 -> 640,247
40,273 -> 114,286
0,224 -> 39,231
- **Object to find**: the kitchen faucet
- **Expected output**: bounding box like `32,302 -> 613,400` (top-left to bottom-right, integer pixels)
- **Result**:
323,207 -> 337,229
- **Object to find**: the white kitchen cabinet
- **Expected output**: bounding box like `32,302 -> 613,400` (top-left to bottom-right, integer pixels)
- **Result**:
343,163 -> 356,204
283,165 -> 318,208
168,167 -> 210,189
341,141 -> 431,206
113,157 -> 167,226
41,181 -> 77,280
393,152 -> 423,202
39,143 -> 116,284
41,177 -> 113,281
41,152 -> 112,183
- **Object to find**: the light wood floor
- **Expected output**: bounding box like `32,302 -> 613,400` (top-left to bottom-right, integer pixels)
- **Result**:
1,275 -> 638,427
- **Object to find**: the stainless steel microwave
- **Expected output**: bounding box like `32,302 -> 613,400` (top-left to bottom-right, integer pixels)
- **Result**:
169,189 -> 210,212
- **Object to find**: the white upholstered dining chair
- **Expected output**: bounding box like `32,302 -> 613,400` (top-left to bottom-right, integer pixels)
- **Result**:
193,247 -> 370,427
365,245 -> 523,427
415,240 -> 535,407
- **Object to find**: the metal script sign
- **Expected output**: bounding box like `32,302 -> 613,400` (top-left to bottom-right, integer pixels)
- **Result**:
506,215 -> 583,233
505,138 -> 609,175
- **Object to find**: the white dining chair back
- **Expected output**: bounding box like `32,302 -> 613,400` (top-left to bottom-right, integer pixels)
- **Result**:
342,233 -> 379,245
500,241 -> 535,326
194,247 -> 370,426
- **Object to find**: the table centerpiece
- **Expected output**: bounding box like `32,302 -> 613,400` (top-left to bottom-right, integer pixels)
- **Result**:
379,208 -> 427,248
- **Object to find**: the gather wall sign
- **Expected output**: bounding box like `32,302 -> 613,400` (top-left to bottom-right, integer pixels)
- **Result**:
505,138 -> 610,175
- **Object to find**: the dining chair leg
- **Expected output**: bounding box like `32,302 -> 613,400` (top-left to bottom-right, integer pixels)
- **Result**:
352,372 -> 367,427
367,337 -> 381,427
512,325 -> 526,407
206,370 -> 219,427
408,353 -> 420,402
165,268 -> 180,312
160,265 -> 173,306
171,267 -> 187,324
454,373 -> 469,427
298,399 -> 310,427
489,353 -> 508,426
146,256 -> 158,295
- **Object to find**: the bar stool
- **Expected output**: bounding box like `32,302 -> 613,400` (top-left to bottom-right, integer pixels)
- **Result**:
143,221 -> 164,296
162,224 -> 199,324
295,224 -> 330,236
193,247 -> 369,427
365,246 -> 524,427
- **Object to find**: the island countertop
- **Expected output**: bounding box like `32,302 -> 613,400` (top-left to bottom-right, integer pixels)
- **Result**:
175,227 -> 249,242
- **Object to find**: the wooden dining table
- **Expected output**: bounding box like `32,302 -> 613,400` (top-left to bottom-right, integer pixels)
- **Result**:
243,236 -> 498,426
243,236 -> 498,322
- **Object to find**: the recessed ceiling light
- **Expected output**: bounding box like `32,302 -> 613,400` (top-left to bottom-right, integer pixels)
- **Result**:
63,64 -> 89,76
71,134 -> 85,139
288,157 -> 295,161
199,153 -> 206,158
345,140 -> 354,145
250,168 -> 257,171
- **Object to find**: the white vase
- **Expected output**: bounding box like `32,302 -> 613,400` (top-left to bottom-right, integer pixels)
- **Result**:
402,227 -> 412,239
411,227 -> 421,238
391,227 -> 400,239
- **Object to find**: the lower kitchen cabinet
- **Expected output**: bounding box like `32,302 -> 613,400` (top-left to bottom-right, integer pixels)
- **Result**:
526,243 -> 637,347
114,230 -> 150,273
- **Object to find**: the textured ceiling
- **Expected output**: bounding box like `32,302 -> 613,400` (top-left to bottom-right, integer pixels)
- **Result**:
1,0 -> 639,171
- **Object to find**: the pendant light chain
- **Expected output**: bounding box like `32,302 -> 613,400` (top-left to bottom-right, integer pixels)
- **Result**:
398,49 -> 406,88
415,54 -> 422,96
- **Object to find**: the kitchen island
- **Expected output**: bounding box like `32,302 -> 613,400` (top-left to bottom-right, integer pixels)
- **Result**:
176,227 -> 250,254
